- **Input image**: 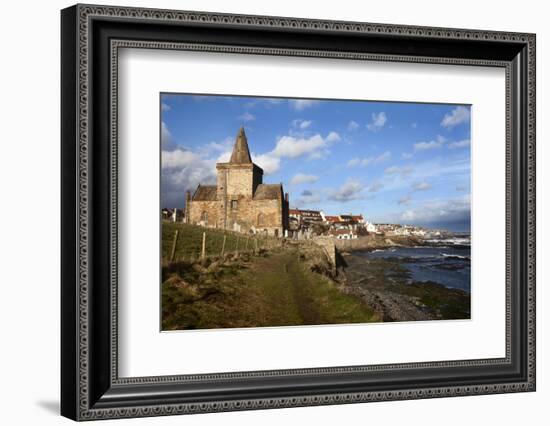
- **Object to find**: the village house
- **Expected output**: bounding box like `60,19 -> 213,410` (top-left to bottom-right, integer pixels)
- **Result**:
376,223 -> 398,234
289,209 -> 324,228
374,223 -> 426,237
365,221 -> 379,233
185,127 -> 289,237
288,208 -> 327,238
324,213 -> 367,233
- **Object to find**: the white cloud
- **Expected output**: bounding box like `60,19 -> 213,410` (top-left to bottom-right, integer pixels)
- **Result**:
289,99 -> 319,111
215,146 -> 281,175
367,158 -> 470,201
161,134 -> 284,207
238,112 -> 255,122
216,150 -> 231,163
290,173 -> 319,185
161,102 -> 171,112
441,106 -> 470,128
271,132 -> 339,160
162,149 -> 199,169
328,179 -> 364,202
347,151 -> 391,167
307,151 -> 326,160
271,134 -> 326,158
409,158 -> 470,181
326,131 -> 341,142
161,149 -> 218,207
414,135 -> 446,151
384,165 -> 414,177
161,121 -> 176,150
295,189 -> 322,206
448,139 -> 471,149
252,153 -> 280,174
292,119 -> 312,129
402,152 -> 413,159
412,182 -> 432,191
400,195 -> 471,227
368,182 -> 384,193
376,151 -> 391,163
366,112 -> 387,131
411,122 -> 418,129
200,137 -> 234,155
347,120 -> 360,131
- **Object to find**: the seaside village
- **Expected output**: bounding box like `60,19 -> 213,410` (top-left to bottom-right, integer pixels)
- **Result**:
163,206 -> 435,240
162,127 -> 441,241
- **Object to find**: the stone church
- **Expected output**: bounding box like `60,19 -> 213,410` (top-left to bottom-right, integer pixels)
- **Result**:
185,127 -> 289,237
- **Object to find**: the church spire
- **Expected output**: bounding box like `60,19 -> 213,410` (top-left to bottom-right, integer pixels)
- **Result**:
229,127 -> 253,164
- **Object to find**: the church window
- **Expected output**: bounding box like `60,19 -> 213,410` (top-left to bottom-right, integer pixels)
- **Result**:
201,211 -> 208,222
231,200 -> 238,210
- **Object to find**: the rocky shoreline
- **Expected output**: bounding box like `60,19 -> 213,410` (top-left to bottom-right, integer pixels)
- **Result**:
339,246 -> 470,322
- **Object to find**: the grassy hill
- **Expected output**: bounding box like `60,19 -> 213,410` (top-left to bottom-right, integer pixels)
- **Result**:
161,221 -> 379,330
162,247 -> 379,330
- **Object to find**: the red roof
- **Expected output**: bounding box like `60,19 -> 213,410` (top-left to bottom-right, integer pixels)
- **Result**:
324,216 -> 340,223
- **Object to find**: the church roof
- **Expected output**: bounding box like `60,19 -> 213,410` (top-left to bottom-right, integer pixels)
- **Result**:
229,127 -> 253,164
192,185 -> 217,201
254,184 -> 282,200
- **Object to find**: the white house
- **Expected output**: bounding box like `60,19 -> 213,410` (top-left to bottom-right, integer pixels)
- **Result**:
366,221 -> 378,233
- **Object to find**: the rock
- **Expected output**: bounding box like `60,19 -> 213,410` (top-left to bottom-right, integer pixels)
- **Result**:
164,276 -> 200,301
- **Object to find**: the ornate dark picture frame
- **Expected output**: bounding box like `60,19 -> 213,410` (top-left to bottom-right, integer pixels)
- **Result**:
61,4 -> 536,421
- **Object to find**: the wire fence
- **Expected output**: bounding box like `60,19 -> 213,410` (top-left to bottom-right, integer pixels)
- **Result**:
162,222 -> 283,263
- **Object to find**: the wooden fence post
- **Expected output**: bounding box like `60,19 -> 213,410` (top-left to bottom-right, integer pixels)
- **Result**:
169,230 -> 179,262
236,237 -> 239,254
221,235 -> 226,256
201,232 -> 206,260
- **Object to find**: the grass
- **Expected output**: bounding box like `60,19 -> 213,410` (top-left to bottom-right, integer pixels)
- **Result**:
162,221 -> 278,262
161,247 -> 379,330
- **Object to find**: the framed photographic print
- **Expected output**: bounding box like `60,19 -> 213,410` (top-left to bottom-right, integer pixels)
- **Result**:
61,4 -> 536,421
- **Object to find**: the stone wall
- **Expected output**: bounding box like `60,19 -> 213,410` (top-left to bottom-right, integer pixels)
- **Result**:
187,200 -> 221,228
312,236 -> 337,273
216,163 -> 262,197
187,196 -> 283,236
226,197 -> 283,236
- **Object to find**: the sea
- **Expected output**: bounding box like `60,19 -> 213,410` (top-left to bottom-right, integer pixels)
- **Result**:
356,237 -> 471,293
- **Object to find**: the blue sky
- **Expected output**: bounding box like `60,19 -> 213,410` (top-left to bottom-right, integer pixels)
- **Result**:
161,94 -> 471,231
